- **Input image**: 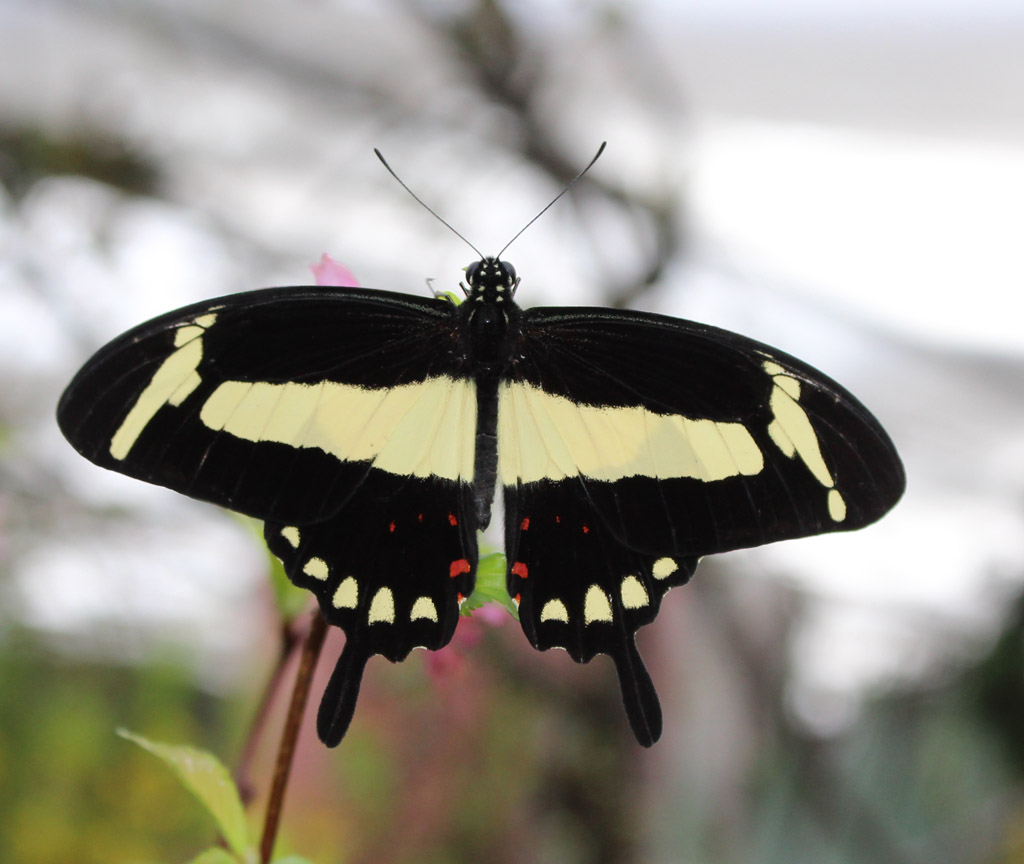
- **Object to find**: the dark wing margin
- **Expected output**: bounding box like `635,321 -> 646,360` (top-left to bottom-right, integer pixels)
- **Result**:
502,306 -> 905,745
57,285 -> 466,523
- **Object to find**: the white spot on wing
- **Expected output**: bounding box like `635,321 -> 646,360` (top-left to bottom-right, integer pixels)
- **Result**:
332,576 -> 358,609
302,557 -> 329,580
828,488 -> 847,522
368,587 -> 396,624
109,314 -> 217,460
620,575 -> 649,609
497,382 -> 763,484
410,596 -> 439,622
281,526 -> 300,548
763,360 -> 846,522
540,598 -> 569,623
583,585 -> 613,624
652,558 -> 677,580
199,377 -> 477,481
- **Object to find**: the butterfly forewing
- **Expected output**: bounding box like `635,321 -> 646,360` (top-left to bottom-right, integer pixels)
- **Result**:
57,286 -> 473,523
503,307 -> 904,552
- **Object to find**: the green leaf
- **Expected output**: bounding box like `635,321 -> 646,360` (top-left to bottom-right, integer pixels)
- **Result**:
117,729 -> 250,858
187,849 -> 243,864
236,515 -> 308,620
264,542 -> 312,621
462,551 -> 518,619
435,289 -> 462,305
273,857 -> 316,864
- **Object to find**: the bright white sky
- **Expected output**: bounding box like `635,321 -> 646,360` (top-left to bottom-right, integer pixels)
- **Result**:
646,0 -> 1024,25
688,121 -> 1024,354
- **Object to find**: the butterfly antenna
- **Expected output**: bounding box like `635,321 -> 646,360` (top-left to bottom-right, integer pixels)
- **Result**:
496,141 -> 606,260
374,148 -> 484,260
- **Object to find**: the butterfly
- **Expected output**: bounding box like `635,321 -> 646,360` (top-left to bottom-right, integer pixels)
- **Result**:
56,246 -> 904,748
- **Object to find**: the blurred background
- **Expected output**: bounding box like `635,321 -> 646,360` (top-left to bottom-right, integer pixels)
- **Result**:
2,0 -> 1023,862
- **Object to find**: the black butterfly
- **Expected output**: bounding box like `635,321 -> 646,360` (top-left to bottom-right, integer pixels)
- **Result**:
57,249 -> 904,747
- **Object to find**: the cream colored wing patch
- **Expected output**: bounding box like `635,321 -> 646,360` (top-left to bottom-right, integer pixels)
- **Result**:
199,377 -> 477,481
497,382 -> 763,485
762,361 -> 846,522
332,576 -> 358,609
109,313 -> 218,460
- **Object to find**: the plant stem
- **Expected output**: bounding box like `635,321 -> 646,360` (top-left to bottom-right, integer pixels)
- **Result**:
259,610 -> 328,864
236,613 -> 308,805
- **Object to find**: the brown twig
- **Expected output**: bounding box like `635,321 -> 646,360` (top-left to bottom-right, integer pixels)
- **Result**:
259,610 -> 329,864
234,613 -> 309,805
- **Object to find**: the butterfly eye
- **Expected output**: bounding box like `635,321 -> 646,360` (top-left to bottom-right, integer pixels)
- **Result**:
465,260 -> 482,284
500,261 -> 517,286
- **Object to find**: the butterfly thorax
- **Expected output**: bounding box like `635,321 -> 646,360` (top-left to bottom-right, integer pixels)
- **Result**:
460,257 -> 522,369
460,257 -> 522,527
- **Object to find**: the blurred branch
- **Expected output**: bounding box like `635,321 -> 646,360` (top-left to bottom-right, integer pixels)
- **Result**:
259,610 -> 328,864
414,0 -> 688,308
0,125 -> 159,200
234,610 -> 310,805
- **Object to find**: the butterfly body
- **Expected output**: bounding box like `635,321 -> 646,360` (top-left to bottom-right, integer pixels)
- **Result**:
58,255 -> 904,747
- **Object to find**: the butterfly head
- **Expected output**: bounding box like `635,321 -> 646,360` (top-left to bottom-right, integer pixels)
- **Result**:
464,257 -> 519,305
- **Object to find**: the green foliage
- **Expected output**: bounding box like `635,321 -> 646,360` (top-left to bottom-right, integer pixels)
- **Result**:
461,551 -> 518,619
121,729 -> 313,864
0,643 -> 238,863
434,289 -> 463,305
118,730 -> 249,858
187,849 -> 245,864
237,516 -> 309,621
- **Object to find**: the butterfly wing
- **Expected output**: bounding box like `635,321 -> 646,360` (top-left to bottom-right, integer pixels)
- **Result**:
58,286 -> 476,522
501,307 -> 905,745
58,286 -> 479,745
264,475 -> 476,745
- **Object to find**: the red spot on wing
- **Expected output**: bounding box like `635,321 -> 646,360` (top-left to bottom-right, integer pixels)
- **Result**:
520,517 -> 530,531
582,524 -> 590,534
511,561 -> 529,579
448,513 -> 458,526
514,593 -> 521,605
555,515 -> 561,524
449,558 -> 471,578
418,513 -> 424,523
388,521 -> 396,533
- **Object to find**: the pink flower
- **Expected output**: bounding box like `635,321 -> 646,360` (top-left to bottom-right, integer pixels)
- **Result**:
311,254 -> 360,287
424,604 -> 507,683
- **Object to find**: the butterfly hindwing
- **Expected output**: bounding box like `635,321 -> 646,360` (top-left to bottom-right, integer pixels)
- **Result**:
265,473 -> 477,745
504,477 -> 697,745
